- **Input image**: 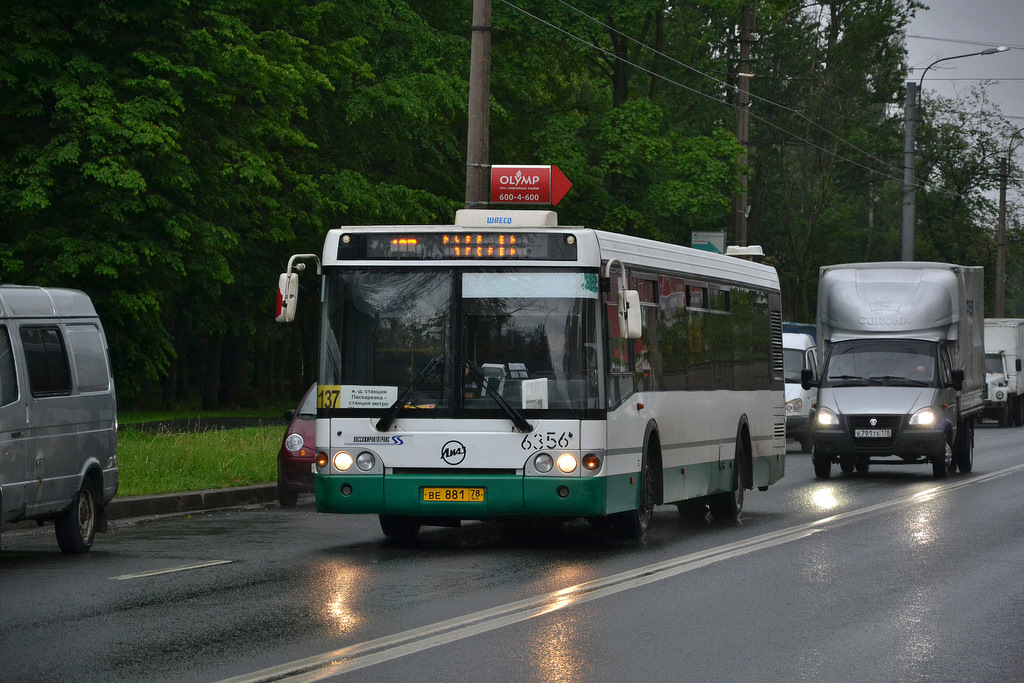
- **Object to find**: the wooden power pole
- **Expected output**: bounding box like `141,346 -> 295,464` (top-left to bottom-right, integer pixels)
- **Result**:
465,0 -> 491,208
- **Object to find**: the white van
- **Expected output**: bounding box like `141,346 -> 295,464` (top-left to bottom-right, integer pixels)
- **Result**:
783,332 -> 817,452
0,285 -> 118,553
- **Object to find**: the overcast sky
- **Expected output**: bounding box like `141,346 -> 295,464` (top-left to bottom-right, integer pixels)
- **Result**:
906,0 -> 1024,124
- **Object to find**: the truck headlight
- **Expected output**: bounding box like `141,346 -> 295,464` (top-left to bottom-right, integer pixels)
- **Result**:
909,407 -> 935,426
816,407 -> 839,426
786,398 -> 802,414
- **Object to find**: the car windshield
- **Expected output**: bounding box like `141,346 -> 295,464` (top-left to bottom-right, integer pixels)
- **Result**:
297,385 -> 317,417
822,339 -> 939,387
319,268 -> 603,419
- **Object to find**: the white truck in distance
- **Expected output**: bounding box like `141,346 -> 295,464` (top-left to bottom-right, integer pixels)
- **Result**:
802,262 -> 984,478
982,318 -> 1024,427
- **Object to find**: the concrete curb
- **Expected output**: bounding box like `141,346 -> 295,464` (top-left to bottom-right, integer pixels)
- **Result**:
2,484 -> 280,533
105,483 -> 280,520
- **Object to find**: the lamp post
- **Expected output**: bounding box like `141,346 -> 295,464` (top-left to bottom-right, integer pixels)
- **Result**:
901,46 -> 1009,261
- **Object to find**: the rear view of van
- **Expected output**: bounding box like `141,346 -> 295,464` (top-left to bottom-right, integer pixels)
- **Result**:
0,285 -> 118,553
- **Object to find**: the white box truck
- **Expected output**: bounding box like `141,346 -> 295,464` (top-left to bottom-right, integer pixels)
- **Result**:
982,318 -> 1024,427
801,262 -> 984,478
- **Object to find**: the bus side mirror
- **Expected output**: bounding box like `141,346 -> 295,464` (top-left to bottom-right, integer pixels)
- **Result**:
276,272 -> 299,323
949,368 -> 965,392
801,368 -> 816,391
618,289 -> 642,339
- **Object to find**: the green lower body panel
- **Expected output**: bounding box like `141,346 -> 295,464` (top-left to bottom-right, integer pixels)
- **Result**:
315,471 -> 637,519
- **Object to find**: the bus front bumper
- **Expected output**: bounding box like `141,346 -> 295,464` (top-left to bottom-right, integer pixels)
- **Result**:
315,472 -> 617,519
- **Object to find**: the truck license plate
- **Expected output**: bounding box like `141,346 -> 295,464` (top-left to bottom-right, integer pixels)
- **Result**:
854,429 -> 891,438
422,487 -> 486,502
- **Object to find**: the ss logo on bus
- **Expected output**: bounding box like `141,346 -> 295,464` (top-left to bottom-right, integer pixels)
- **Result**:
441,440 -> 467,465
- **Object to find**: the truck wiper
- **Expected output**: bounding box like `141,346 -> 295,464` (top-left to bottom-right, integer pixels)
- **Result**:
870,375 -> 929,386
827,374 -> 872,385
375,356 -> 444,432
463,361 -> 533,433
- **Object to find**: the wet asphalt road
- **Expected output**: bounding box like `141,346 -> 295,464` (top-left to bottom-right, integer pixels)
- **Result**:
3,425 -> 1024,682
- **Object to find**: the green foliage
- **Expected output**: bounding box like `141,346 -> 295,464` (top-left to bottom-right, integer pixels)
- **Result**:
2,0 -> 1019,408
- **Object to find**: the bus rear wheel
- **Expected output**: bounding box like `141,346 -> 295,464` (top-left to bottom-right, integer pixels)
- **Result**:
379,514 -> 421,541
709,438 -> 746,521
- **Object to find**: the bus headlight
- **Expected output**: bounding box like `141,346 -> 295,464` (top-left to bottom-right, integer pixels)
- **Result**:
333,450 -> 354,471
910,407 -> 935,426
816,407 -> 839,426
557,453 -> 578,474
534,453 -> 554,473
582,453 -> 601,471
315,451 -> 329,468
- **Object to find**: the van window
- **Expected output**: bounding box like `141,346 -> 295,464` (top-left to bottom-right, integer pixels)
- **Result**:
0,325 -> 18,405
20,326 -> 72,397
66,324 -> 110,392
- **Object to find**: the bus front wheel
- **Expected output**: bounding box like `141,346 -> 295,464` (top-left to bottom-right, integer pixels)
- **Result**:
616,448 -> 655,542
379,514 -> 421,542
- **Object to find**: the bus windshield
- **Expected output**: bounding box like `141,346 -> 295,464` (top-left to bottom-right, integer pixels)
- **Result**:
320,268 -> 604,419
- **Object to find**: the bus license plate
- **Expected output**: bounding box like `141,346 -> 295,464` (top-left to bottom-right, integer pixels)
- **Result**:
422,487 -> 486,502
854,429 -> 891,438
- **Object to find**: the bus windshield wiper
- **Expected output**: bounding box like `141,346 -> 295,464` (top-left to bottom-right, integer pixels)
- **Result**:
463,361 -> 533,433
375,356 -> 444,432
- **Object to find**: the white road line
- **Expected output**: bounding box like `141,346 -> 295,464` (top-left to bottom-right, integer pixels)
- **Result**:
222,462 -> 1024,682
110,559 -> 233,580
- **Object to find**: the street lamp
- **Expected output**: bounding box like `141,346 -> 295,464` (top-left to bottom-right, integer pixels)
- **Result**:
901,46 -> 1010,261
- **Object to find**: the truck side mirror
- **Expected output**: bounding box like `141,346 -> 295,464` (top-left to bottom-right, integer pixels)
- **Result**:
1017,359 -> 1022,373
618,289 -> 642,339
801,368 -> 816,391
276,272 -> 299,323
950,368 -> 965,392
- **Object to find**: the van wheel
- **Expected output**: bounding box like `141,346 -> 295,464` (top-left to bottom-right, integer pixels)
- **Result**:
812,449 -> 832,479
55,481 -> 98,554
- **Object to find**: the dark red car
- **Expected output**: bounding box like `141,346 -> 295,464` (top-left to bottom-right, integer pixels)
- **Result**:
277,384 -> 316,506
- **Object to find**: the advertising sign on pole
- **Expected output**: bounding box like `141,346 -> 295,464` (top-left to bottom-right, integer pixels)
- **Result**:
691,231 -> 726,254
490,165 -> 573,205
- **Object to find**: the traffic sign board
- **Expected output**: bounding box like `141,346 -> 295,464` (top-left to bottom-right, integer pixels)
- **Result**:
490,165 -> 573,205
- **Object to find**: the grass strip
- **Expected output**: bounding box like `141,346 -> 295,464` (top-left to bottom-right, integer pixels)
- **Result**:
116,426 -> 280,497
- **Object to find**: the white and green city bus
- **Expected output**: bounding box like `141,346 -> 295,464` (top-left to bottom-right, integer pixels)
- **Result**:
277,209 -> 785,541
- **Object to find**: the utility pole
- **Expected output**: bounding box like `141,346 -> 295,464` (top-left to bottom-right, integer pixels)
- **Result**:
996,155 -> 1007,316
732,6 -> 754,246
465,0 -> 491,208
901,81 -> 917,261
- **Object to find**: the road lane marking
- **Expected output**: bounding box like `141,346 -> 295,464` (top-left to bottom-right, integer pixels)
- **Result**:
223,462 -> 1024,682
110,559 -> 233,580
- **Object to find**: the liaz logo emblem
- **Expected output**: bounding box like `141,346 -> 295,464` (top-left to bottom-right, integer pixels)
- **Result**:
441,440 -> 467,465
870,418 -> 877,426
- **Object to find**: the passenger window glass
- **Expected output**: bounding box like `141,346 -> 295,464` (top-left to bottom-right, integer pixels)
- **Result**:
66,324 -> 110,392
20,326 -> 72,397
0,325 -> 18,406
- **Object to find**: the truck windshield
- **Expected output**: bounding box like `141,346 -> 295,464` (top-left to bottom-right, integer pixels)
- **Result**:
985,353 -> 1004,375
822,339 -> 940,388
319,268 -> 604,420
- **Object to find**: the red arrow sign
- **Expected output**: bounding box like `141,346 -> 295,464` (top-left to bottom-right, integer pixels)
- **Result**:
490,165 -> 573,205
